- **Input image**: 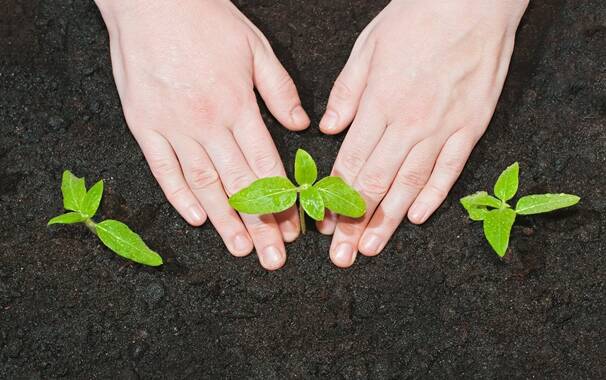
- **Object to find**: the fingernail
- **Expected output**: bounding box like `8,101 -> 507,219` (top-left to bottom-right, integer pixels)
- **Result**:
409,203 -> 428,223
281,220 -> 299,242
321,110 -> 338,131
233,234 -> 252,255
261,246 -> 284,269
291,105 -> 309,127
333,243 -> 353,266
188,205 -> 205,225
361,234 -> 382,255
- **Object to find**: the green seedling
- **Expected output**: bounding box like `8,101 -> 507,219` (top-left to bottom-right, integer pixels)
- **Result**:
460,162 -> 580,257
229,149 -> 366,233
48,170 -> 163,266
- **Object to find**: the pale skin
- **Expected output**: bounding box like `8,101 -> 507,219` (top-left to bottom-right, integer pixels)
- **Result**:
94,0 -> 529,270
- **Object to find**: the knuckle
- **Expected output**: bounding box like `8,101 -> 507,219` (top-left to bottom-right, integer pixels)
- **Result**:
337,149 -> 366,178
226,170 -> 255,195
187,163 -> 219,191
228,89 -> 248,113
274,72 -> 297,95
331,78 -> 353,103
337,220 -> 363,236
397,169 -> 428,190
249,221 -> 275,236
148,156 -> 178,179
188,94 -> 218,124
358,172 -> 389,198
427,182 -> 448,201
165,186 -> 189,204
244,216 -> 280,237
253,151 -> 280,176
440,156 -> 466,177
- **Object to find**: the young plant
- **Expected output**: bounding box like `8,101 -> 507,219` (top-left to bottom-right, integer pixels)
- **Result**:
460,162 -> 580,257
48,170 -> 163,266
229,149 -> 366,233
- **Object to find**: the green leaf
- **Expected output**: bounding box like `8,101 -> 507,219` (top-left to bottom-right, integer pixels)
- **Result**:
82,180 -> 104,217
61,170 -> 87,212
483,208 -> 516,257
314,176 -> 366,218
294,149 -> 317,185
47,212 -> 87,226
300,187 -> 325,221
494,162 -> 519,202
467,207 -> 489,221
96,220 -> 163,266
515,193 -> 580,215
228,177 -> 297,214
460,191 -> 502,221
460,191 -> 502,209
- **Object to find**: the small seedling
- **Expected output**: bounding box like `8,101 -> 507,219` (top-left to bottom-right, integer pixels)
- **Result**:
460,162 -> 580,257
229,149 -> 366,233
48,170 -> 163,266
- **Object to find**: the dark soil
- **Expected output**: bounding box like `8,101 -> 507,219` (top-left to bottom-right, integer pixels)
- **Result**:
1,0 -> 605,378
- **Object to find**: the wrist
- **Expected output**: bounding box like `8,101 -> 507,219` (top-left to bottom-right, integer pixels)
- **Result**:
94,0 -> 145,16
93,0 -> 166,36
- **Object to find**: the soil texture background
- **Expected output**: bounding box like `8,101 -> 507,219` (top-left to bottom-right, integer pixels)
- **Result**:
1,0 -> 605,378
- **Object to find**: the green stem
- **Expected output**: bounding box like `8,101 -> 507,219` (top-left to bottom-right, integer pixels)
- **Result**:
84,219 -> 97,234
299,202 -> 306,235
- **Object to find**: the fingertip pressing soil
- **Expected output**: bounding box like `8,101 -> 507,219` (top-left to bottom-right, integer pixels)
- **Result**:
1,0 -> 605,378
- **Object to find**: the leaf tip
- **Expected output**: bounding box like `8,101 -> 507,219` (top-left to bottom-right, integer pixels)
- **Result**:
227,196 -> 238,209
148,255 -> 164,267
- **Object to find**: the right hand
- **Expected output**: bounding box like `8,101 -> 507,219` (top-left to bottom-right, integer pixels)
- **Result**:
95,0 -> 310,270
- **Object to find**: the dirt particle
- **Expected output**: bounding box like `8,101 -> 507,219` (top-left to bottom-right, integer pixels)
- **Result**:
142,282 -> 165,306
129,342 -> 149,361
48,115 -> 66,131
5,338 -> 22,358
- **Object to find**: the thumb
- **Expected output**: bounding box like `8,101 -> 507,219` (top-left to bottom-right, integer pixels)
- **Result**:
320,47 -> 372,135
253,44 -> 310,131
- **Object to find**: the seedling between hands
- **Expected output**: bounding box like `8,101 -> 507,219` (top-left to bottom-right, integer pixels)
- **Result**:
48,171 -> 163,266
460,162 -> 580,257
229,149 -> 366,234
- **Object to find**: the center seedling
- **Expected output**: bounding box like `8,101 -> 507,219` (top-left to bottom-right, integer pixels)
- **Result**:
460,162 -> 580,257
229,149 -> 366,233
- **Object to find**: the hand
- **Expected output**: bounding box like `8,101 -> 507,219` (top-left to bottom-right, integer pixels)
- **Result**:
317,0 -> 528,267
95,0 -> 310,270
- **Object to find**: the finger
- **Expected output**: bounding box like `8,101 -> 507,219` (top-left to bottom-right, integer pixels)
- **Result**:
320,44 -> 373,135
170,136 -> 254,257
135,131 -> 206,226
359,139 -> 441,256
200,129 -> 287,270
316,95 -> 387,235
253,44 -> 309,131
408,128 -> 479,224
233,108 -> 300,242
329,124 -> 417,268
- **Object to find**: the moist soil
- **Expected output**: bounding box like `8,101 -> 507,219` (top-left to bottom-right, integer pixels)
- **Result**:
1,0 -> 605,378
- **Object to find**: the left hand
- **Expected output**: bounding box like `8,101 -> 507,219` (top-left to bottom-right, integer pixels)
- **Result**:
317,0 -> 529,267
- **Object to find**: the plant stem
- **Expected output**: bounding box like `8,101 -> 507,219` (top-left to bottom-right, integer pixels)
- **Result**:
84,219 -> 97,234
299,203 -> 306,234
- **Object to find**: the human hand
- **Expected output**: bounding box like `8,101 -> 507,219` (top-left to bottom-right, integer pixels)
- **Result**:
95,0 -> 310,270
317,0 -> 529,267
